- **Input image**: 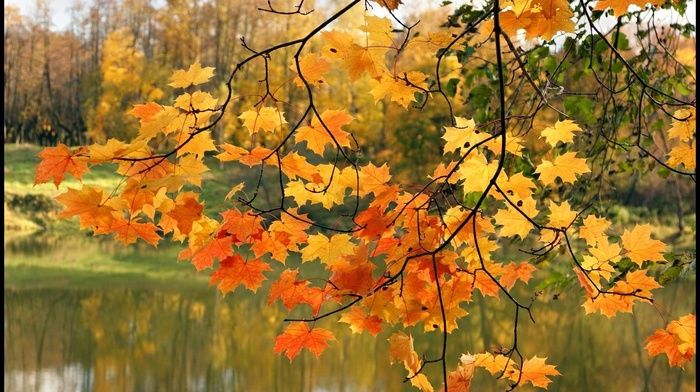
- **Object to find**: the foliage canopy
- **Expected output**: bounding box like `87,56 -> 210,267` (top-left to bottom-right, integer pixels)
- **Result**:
33,0 -> 695,390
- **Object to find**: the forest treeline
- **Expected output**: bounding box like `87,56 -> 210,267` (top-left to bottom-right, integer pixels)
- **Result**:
3,0 -> 695,188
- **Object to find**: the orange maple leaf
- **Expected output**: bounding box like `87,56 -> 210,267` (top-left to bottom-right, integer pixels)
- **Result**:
101,217 -> 161,247
294,109 -> 353,155
34,143 -> 90,188
593,0 -> 665,16
291,53 -> 331,88
209,254 -> 272,294
268,269 -> 312,311
499,262 -> 537,290
182,234 -> 235,271
55,186 -> 120,231
166,192 -> 204,235
273,322 -> 335,360
129,101 -> 163,124
645,314 -> 696,368
339,306 -> 383,336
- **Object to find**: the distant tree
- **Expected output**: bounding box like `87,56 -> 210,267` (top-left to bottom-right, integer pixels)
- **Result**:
34,0 -> 695,391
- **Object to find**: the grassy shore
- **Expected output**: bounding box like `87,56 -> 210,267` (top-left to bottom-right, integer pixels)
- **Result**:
4,143 -> 696,290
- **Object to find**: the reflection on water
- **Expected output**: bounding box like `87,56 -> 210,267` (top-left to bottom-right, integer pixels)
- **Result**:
4,236 -> 697,392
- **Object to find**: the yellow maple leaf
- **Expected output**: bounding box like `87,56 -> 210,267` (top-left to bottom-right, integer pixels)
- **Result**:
578,214 -> 611,246
540,119 -> 582,146
169,62 -> 215,88
360,15 -> 395,46
493,196 -> 539,239
442,117 -> 481,154
620,224 -> 666,265
508,356 -> 561,389
667,107 -> 695,142
369,71 -> 428,109
359,163 -> 392,197
667,141 -> 696,170
458,153 -> 499,193
546,200 -> 577,229
239,107 -> 287,135
534,151 -> 591,184
300,233 -> 355,265
175,131 -> 218,158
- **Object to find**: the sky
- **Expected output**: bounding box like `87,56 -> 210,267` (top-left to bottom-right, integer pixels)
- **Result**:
4,0 -> 697,33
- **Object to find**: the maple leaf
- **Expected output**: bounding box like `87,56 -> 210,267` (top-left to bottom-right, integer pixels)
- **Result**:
593,0 -> 665,16
369,71 -> 428,108
129,101 -> 163,124
239,107 -> 287,135
578,214 -> 611,246
34,143 -> 90,188
620,224 -> 666,266
216,144 -> 275,167
667,141 -> 696,170
55,185 -> 120,230
508,356 -> 561,389
645,314 -> 696,368
540,120 -> 582,146
137,106 -> 180,141
209,254 -> 272,294
546,200 -> 577,230
614,269 -> 661,297
273,322 -> 335,360
279,152 -> 320,181
534,151 -> 591,184
169,62 -> 215,88
442,117 -> 484,154
294,109 -> 353,155
165,192 -> 203,235
329,258 -> 377,296
360,15 -> 396,46
184,234 -> 235,271
359,163 -> 392,197
458,153 -> 499,194
174,91 -> 218,112
339,306 -> 383,336
291,53 -> 331,88
442,354 -> 475,392
268,269 -> 311,311
104,217 -> 162,247
499,262 -> 537,290
667,107 -> 696,142
582,292 -> 634,317
321,30 -> 389,81
87,138 -> 146,165
372,0 -> 403,10
175,131 -> 218,158
474,352 -> 516,376
493,196 -> 539,239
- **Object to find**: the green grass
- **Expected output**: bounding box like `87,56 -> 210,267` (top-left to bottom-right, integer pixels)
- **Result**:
4,142 -> 696,290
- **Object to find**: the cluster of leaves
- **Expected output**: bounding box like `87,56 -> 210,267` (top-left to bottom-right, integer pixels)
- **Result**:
34,0 -> 695,390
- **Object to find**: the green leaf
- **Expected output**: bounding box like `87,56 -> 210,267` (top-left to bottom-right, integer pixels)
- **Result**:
446,78 -> 460,98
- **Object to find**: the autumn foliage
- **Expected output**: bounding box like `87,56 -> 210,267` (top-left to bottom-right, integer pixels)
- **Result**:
34,0 -> 695,390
